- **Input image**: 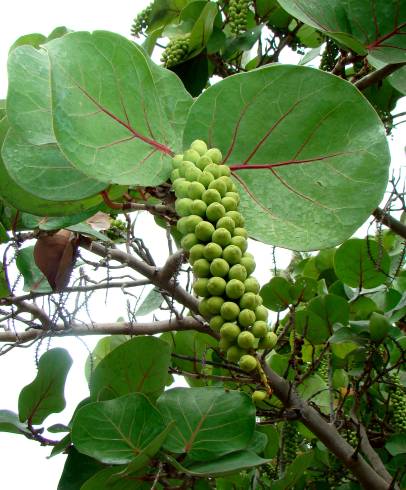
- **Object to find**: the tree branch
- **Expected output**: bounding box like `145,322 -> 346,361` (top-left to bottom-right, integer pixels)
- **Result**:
0,317 -> 209,344
372,207 -> 406,240
260,359 -> 392,490
355,63 -> 406,91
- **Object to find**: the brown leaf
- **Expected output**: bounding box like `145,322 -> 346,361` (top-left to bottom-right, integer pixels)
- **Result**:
33,230 -> 78,292
86,211 -> 111,231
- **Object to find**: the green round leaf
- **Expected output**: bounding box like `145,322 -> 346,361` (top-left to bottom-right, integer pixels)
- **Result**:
277,0 -> 406,63
260,276 -> 294,311
183,65 -> 389,250
334,238 -> 390,288
71,393 -> 166,464
157,387 -> 256,461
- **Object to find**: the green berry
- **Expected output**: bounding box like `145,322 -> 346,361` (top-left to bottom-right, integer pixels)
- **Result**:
196,155 -> 212,171
212,228 -> 232,247
195,221 -> 215,242
227,345 -> 245,362
193,258 -> 211,278
218,337 -> 232,351
202,188 -> 222,205
199,171 -> 215,187
239,354 -> 257,372
244,277 -> 260,294
237,331 -> 256,349
240,255 -> 256,275
181,233 -> 198,250
209,178 -> 227,196
226,279 -> 245,299
220,322 -> 241,341
255,305 -> 269,321
231,236 -> 248,253
229,264 -> 247,282
207,296 -> 225,314
185,166 -> 202,182
223,245 -> 242,265
173,179 -> 190,198
226,210 -> 245,227
240,292 -> 258,310
206,148 -> 222,164
176,216 -> 189,235
198,298 -> 212,318
189,244 -> 205,263
233,226 -> 247,238
206,202 -> 226,222
183,148 -> 200,163
184,215 -> 203,234
175,197 -> 193,217
259,331 -> 277,349
190,139 -> 208,155
193,278 -> 210,297
218,164 -> 231,177
171,169 -> 180,182
226,192 -> 240,205
221,301 -> 240,321
209,315 -> 224,332
172,154 -> 183,167
252,391 -> 267,403
188,182 -> 206,200
210,258 -> 230,277
221,196 -> 238,211
190,199 -> 207,217
207,276 -> 227,296
219,177 -> 234,191
205,163 -> 222,179
203,242 -> 223,261
251,320 -> 268,338
239,308 -> 256,328
216,217 -> 235,233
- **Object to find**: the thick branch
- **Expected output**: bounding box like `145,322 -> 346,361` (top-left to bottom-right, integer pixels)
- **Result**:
0,317 -> 207,344
373,208 -> 406,240
80,239 -> 199,314
355,63 -> 406,91
261,360 -> 391,490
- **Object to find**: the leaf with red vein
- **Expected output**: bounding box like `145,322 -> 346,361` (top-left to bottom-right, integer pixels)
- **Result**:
183,65 -> 389,250
45,31 -> 192,186
277,0 -> 406,64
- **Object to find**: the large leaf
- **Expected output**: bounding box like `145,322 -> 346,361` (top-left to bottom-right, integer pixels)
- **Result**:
157,387 -> 256,461
135,287 -> 164,316
57,447 -> 104,490
84,335 -> 130,382
18,348 -> 72,424
277,0 -> 406,63
80,466 -> 153,490
71,393 -> 166,464
90,336 -> 171,401
45,31 -> 182,186
16,245 -> 52,293
334,238 -> 390,289
386,434 -> 406,456
270,450 -> 314,490
183,65 -> 389,251
0,264 -> 10,298
0,410 -> 30,435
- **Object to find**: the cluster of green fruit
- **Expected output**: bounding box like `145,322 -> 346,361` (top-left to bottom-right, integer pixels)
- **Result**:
391,374 -> 406,432
228,0 -> 251,34
320,38 -> 340,72
106,218 -> 127,242
170,140 -> 277,375
131,3 -> 153,38
161,37 -> 190,68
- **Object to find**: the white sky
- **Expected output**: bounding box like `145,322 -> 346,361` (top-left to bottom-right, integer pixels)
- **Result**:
0,2 -> 405,489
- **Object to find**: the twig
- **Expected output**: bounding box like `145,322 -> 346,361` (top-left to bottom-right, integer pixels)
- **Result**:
355,63 -> 406,91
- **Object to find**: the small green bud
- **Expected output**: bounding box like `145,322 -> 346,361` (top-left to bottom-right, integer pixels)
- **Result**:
174,179 -> 191,198
231,235 -> 248,253
255,305 -> 269,321
196,155 -> 212,171
221,196 -> 238,211
233,226 -> 247,238
198,298 -> 212,318
185,166 -> 202,182
226,210 -> 245,227
252,390 -> 267,404
240,255 -> 256,275
239,292 -> 258,310
209,178 -> 227,196
198,171 -> 215,187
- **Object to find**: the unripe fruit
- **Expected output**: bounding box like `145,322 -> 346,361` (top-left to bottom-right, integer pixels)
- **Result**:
198,298 -> 212,318
195,221 -> 215,242
207,296 -> 225,314
255,305 -> 269,321
206,148 -> 222,164
172,154 -> 183,167
237,331 -> 256,349
184,215 -> 203,234
226,210 -> 245,227
219,177 -> 234,192
207,276 -> 227,296
216,217 -> 235,233
188,182 -> 206,200
193,278 -> 210,297
259,331 -> 277,349
244,277 -> 260,294
226,192 -> 240,205
229,264 -> 247,282
212,228 -> 232,247
190,199 -> 207,217
220,322 -> 241,341
218,337 -> 231,351
206,202 -> 226,222
189,244 -> 205,263
176,216 -> 189,235
210,258 -> 230,277
239,354 -> 257,372
205,163 -> 222,179
175,198 -> 193,217
231,235 -> 248,252
181,233 -> 198,250
196,155 -> 212,171
252,391 -> 267,403
178,161 -> 195,178
171,169 -> 180,182
183,148 -> 200,163
223,245 -> 242,265
209,315 -> 224,332
203,242 -> 223,261
199,171 -> 214,187
239,308 -> 256,328
173,179 -> 190,198
218,165 -> 231,177
209,178 -> 227,196
240,255 -> 256,275
226,279 -> 245,299
251,320 -> 268,338
221,301 -> 240,321
185,166 -> 202,182
202,189 -> 222,205
233,226 -> 247,238
240,292 -> 258,310
191,139 -> 208,156
193,258 -> 211,278
221,197 -> 238,213
227,345 -> 245,362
